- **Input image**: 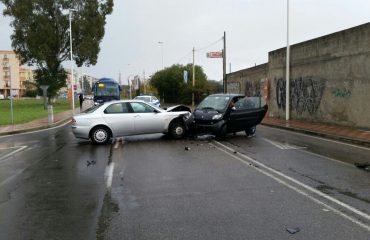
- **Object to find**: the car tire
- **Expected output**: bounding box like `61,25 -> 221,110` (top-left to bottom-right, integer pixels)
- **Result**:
90,126 -> 111,144
245,125 -> 256,137
216,125 -> 227,140
169,120 -> 186,139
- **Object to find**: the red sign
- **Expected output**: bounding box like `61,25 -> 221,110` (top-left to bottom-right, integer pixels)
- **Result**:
207,52 -> 223,58
73,84 -> 77,90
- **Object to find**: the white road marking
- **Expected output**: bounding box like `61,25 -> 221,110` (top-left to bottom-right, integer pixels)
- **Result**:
0,168 -> 28,187
297,148 -> 354,167
262,125 -> 370,151
0,145 -> 28,163
105,162 -> 115,188
212,140 -> 370,232
263,138 -> 306,150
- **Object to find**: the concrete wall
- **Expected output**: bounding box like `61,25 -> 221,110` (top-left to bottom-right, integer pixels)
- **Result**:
226,63 -> 267,96
227,22 -> 370,129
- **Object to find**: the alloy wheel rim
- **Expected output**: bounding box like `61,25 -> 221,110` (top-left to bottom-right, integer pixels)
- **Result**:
95,130 -> 107,142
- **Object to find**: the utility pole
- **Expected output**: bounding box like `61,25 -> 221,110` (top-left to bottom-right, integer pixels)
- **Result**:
69,9 -> 75,111
286,0 -> 290,120
143,70 -> 146,94
223,31 -> 227,93
9,66 -> 13,125
192,47 -> 195,108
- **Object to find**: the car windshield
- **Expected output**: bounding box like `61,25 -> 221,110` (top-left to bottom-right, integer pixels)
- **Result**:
135,96 -> 151,102
95,82 -> 119,97
197,96 -> 231,111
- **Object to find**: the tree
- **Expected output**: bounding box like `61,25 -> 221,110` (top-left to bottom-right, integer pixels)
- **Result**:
150,64 -> 209,104
1,0 -> 113,102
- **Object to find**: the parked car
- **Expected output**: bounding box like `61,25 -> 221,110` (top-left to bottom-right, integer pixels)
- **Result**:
187,94 -> 268,139
71,100 -> 190,144
134,95 -> 161,108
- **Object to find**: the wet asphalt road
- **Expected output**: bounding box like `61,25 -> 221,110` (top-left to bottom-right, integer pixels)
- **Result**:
0,124 -> 370,239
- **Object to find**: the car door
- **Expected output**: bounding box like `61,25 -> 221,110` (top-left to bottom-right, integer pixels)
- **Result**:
229,97 -> 265,132
129,102 -> 166,134
102,102 -> 135,136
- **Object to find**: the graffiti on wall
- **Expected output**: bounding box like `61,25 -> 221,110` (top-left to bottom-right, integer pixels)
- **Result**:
331,88 -> 351,98
276,77 -> 326,115
245,81 -> 261,97
227,82 -> 241,94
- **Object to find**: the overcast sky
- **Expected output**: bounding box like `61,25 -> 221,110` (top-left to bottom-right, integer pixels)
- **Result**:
1,0 -> 370,84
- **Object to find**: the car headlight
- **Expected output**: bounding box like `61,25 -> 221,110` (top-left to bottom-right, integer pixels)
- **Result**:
212,114 -> 222,120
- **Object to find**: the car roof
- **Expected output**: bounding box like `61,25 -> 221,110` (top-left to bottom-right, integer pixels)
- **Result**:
207,93 -> 244,98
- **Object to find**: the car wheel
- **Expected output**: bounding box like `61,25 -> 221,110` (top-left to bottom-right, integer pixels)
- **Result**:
90,126 -> 111,144
245,125 -> 256,137
216,125 -> 227,140
169,120 -> 186,139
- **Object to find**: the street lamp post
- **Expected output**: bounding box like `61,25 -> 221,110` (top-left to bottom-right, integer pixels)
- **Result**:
286,0 -> 290,120
69,8 -> 76,111
127,75 -> 133,99
158,41 -> 164,70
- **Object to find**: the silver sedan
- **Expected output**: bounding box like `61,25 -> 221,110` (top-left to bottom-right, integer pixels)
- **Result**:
71,100 -> 191,144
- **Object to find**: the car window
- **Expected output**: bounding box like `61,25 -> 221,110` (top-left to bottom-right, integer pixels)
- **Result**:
104,103 -> 129,114
84,104 -> 104,113
235,97 -> 265,110
130,102 -> 156,113
197,96 -> 230,111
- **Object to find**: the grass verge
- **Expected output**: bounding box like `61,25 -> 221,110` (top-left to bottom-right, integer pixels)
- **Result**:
0,99 -> 75,126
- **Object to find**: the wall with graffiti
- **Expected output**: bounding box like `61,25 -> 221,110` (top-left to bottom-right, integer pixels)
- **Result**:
226,22 -> 370,128
275,77 -> 326,115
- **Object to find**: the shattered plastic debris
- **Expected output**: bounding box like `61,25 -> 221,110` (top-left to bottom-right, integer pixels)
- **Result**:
87,160 -> 96,167
286,227 -> 300,234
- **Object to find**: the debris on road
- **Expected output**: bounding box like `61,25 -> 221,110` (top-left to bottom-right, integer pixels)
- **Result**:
87,160 -> 96,167
185,147 -> 190,151
286,227 -> 300,234
354,162 -> 370,171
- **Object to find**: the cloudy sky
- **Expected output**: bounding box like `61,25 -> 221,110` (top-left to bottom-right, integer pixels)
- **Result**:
1,0 -> 370,84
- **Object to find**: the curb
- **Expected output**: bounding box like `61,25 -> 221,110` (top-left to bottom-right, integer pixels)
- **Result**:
262,123 -> 370,148
0,116 -> 72,137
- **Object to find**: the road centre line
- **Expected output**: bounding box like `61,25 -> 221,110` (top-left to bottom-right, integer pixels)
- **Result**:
212,141 -> 370,232
263,125 -> 370,151
105,162 -> 115,189
0,145 -> 28,163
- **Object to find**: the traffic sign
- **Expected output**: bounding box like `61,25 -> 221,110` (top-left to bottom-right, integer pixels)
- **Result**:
207,52 -> 223,58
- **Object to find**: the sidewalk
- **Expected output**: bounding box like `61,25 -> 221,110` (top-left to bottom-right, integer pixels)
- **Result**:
262,116 -> 370,147
0,101 -> 93,136
1,105 -> 370,147
0,109 -> 80,136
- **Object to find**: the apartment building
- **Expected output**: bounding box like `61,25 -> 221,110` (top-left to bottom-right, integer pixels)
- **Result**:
0,51 -> 21,98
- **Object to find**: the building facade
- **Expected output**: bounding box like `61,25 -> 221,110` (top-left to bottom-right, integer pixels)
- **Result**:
0,51 -> 21,98
0,51 -> 36,98
226,22 -> 370,129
